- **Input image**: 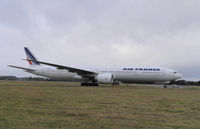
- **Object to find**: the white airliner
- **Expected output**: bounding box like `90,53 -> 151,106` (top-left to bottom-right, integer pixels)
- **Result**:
9,47 -> 182,86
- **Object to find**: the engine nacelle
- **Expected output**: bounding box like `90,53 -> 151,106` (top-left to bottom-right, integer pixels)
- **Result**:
96,73 -> 113,84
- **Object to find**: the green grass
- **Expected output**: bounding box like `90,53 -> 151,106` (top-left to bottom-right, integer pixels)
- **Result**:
0,81 -> 200,129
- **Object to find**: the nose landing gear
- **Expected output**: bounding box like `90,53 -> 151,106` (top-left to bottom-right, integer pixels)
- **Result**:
163,84 -> 168,88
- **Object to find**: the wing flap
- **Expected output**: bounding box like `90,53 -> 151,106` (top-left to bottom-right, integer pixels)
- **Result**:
25,60 -> 97,77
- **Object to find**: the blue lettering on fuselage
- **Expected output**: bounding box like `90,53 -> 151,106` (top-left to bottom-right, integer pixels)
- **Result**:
123,68 -> 160,71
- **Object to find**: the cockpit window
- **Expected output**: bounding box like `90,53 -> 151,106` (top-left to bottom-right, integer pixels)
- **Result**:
174,72 -> 177,74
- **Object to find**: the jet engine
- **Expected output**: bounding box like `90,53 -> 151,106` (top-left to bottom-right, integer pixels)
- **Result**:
96,73 -> 113,84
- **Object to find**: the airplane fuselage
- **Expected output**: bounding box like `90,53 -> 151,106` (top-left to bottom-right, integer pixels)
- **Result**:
28,67 -> 182,83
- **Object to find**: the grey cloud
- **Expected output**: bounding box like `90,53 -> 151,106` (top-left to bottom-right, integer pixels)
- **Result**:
0,0 -> 200,80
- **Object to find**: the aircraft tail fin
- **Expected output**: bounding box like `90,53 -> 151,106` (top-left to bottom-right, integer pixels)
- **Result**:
24,47 -> 40,65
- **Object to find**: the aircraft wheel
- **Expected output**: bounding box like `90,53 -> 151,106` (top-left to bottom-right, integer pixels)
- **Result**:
81,82 -> 98,86
81,83 -> 86,86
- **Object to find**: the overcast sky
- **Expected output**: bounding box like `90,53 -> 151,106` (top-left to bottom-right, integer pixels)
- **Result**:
1,0 -> 200,80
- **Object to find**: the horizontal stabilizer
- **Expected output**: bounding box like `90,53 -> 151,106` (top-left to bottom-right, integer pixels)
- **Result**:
8,65 -> 35,72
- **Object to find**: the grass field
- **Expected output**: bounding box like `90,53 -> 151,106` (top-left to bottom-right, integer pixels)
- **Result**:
0,81 -> 200,129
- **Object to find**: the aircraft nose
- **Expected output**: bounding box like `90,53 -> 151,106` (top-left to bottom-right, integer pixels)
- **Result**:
177,73 -> 182,79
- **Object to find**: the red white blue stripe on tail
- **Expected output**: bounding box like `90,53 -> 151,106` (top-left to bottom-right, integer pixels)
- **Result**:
24,47 -> 40,65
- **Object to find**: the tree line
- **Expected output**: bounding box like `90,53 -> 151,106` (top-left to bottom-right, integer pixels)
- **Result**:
1,76 -> 200,86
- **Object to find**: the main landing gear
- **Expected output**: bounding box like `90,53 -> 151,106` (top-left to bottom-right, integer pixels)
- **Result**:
81,82 -> 99,86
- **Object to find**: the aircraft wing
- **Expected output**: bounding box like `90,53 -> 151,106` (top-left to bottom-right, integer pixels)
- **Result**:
8,65 -> 35,72
28,60 -> 97,78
